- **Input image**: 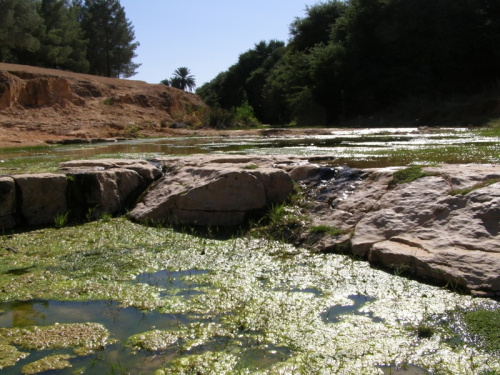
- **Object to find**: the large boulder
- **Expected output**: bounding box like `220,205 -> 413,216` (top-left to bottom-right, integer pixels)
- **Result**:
13,173 -> 68,226
0,176 -> 16,229
347,164 -> 500,295
129,156 -> 295,226
59,159 -> 162,220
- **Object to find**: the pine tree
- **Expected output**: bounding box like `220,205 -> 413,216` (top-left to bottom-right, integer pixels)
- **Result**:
0,0 -> 44,64
81,0 -> 140,78
37,0 -> 89,72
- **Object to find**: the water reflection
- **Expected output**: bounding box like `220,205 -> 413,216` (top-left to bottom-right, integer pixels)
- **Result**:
1,127 -> 494,169
321,294 -> 383,323
0,300 -> 188,340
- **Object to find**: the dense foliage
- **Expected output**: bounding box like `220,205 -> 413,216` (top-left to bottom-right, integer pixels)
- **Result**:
197,0 -> 500,126
0,0 -> 140,78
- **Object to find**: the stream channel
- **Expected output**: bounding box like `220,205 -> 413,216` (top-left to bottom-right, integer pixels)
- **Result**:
0,128 -> 499,374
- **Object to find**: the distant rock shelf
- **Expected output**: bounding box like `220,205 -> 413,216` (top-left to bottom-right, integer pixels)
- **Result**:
1,155 -> 499,296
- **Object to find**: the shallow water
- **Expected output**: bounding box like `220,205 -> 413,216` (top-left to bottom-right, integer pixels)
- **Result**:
1,127 -> 498,173
1,128 -> 500,373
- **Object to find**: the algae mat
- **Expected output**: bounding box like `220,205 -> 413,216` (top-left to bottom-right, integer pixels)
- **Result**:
0,218 -> 499,374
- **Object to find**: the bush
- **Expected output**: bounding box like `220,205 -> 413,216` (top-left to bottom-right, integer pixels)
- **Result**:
234,101 -> 259,127
203,102 -> 260,130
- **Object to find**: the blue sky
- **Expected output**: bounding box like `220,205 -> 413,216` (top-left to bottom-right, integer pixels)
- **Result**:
120,0 -> 320,88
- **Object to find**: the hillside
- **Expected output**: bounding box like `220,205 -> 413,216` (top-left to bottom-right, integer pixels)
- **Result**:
0,63 -> 207,147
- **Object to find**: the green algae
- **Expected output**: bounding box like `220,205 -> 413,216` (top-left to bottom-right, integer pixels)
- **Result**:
0,323 -> 113,354
463,307 -> 500,354
1,218 -> 500,373
128,330 -> 180,352
21,354 -> 75,374
0,343 -> 29,370
449,177 -> 500,196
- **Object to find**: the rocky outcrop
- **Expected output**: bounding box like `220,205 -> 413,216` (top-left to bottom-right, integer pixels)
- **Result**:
0,176 -> 16,228
59,159 -> 162,221
298,163 -> 500,296
128,155 -> 295,226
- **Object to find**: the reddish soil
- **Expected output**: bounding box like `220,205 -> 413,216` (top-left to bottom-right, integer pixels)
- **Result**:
0,63 -> 216,148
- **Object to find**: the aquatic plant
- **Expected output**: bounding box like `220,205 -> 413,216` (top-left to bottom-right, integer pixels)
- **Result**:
463,308 -> 500,353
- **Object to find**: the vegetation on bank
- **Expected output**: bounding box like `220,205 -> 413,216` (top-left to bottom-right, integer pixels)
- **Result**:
197,0 -> 500,127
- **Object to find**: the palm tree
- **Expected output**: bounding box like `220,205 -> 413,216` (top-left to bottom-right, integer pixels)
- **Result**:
171,67 -> 196,92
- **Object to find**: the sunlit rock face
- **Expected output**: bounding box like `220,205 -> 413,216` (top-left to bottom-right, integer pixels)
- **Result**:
129,155 -> 295,227
333,164 -> 500,296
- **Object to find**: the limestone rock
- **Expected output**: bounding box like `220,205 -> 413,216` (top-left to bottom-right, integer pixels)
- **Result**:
129,156 -> 294,226
66,168 -> 146,220
347,164 -> 500,294
59,159 -> 162,183
13,173 -> 68,226
0,176 -> 16,229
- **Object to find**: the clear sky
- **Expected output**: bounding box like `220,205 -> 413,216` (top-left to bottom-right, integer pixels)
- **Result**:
119,0 -> 320,88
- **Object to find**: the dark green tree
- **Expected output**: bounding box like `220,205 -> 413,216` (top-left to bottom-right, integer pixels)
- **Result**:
36,0 -> 89,72
0,0 -> 44,64
196,40 -> 285,122
288,0 -> 346,52
169,67 -> 196,92
81,0 -> 140,77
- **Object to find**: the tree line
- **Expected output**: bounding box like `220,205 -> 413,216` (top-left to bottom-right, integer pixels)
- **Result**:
197,0 -> 500,126
0,0 -> 140,78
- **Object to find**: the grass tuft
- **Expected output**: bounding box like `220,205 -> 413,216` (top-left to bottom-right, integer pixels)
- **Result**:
388,166 -> 430,187
54,211 -> 70,228
449,177 -> 500,196
310,225 -> 342,236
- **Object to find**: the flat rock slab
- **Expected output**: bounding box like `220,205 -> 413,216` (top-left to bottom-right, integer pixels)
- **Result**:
129,155 -> 296,227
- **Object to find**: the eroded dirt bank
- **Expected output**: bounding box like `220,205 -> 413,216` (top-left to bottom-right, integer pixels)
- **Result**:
0,63 -> 211,148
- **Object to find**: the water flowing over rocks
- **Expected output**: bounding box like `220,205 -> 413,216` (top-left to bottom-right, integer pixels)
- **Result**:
0,155 -> 499,295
